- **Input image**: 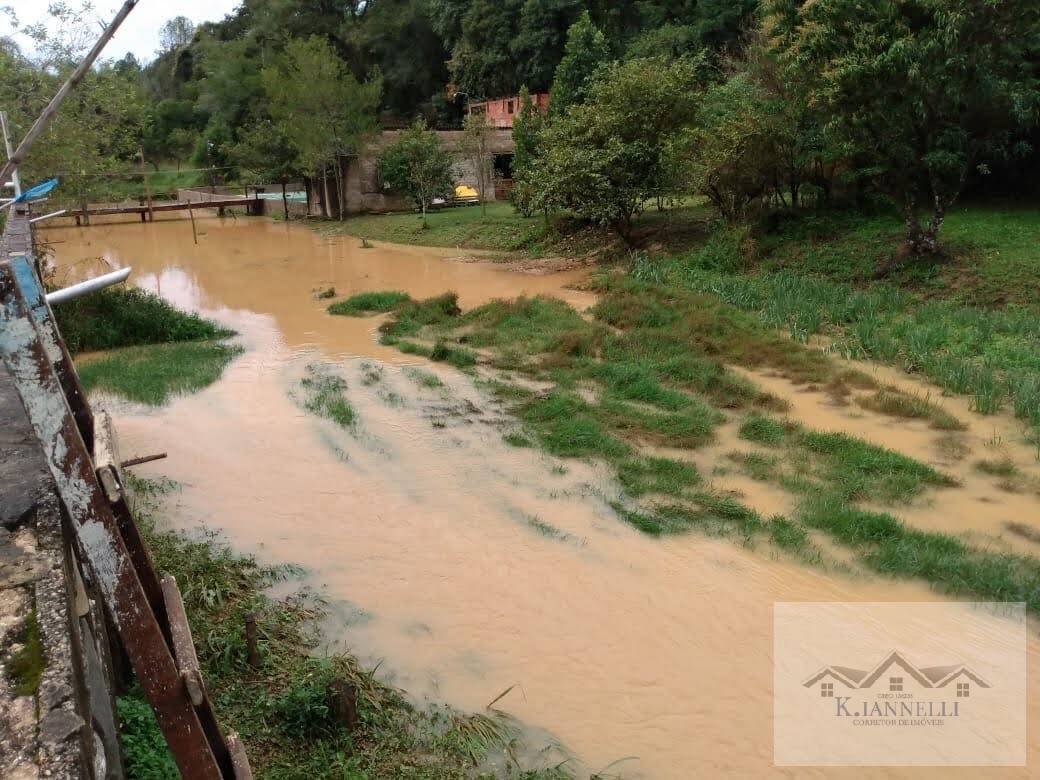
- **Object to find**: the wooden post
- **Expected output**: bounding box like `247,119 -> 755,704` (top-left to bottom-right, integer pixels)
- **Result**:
244,614 -> 260,669
328,679 -> 358,734
189,206 -> 198,245
139,147 -> 154,222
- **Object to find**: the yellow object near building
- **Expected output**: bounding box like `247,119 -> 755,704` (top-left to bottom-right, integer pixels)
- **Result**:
454,185 -> 479,198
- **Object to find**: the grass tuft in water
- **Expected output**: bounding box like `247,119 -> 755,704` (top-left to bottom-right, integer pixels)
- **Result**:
300,368 -> 356,428
56,286 -> 232,356
328,290 -> 411,316
406,368 -> 444,389
856,389 -> 965,431
617,456 -> 700,498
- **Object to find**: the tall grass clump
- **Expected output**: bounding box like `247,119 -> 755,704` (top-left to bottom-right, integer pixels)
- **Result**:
56,286 -> 232,356
674,265 -> 1040,426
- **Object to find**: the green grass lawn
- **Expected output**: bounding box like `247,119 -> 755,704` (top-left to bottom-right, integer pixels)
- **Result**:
58,164 -> 206,205
753,204 -> 1040,309
321,201 -> 549,252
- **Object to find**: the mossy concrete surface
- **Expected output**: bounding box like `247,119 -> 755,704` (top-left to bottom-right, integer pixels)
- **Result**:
1,367 -> 122,778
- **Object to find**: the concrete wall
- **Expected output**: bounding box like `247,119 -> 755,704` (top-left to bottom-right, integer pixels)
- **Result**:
313,129 -> 516,216
1,368 -> 123,780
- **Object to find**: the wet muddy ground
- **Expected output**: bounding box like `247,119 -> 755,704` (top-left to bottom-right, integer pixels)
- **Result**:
44,213 -> 1040,778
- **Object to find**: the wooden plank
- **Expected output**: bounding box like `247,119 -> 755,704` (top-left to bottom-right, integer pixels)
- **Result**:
0,259 -> 224,779
227,734 -> 253,780
161,576 -> 205,706
93,410 -> 122,476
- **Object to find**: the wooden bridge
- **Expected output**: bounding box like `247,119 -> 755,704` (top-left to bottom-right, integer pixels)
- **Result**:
68,194 -> 264,224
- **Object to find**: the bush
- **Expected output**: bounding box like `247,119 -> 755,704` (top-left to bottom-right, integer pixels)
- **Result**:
117,693 -> 180,780
684,223 -> 757,272
55,287 -> 231,356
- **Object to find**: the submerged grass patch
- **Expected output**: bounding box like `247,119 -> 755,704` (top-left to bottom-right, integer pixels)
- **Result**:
856,389 -> 965,431
78,342 -> 242,405
300,367 -> 355,428
617,456 -> 700,498
123,476 -> 566,778
375,278 -> 1040,613
800,496 -> 1040,612
328,290 -> 411,316
739,413 -> 956,504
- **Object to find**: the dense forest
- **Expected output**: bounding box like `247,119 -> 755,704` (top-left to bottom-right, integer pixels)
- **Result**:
1,0 -> 1039,252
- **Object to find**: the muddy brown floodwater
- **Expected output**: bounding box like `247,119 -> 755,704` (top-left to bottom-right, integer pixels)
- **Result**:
46,214 -> 1040,778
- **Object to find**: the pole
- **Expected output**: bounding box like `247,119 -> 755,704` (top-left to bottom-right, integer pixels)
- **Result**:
0,110 -> 21,197
45,267 -> 132,305
0,1 -> 140,185
139,146 -> 154,222
189,206 -> 199,245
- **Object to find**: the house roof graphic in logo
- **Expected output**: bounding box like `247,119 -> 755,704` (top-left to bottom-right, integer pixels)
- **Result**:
803,650 -> 991,690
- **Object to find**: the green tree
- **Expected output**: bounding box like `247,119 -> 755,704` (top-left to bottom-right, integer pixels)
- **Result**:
229,121 -> 303,220
263,36 -> 381,219
511,0 -> 583,92
378,119 -> 455,227
158,16 -> 196,56
767,0 -> 1040,255
510,85 -> 545,216
680,73 -> 774,221
461,112 -> 494,216
531,57 -> 704,239
549,10 -> 610,115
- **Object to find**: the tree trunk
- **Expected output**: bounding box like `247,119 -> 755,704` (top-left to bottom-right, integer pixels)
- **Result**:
903,195 -> 944,256
281,181 -> 289,221
321,169 -> 331,219
333,157 -> 345,221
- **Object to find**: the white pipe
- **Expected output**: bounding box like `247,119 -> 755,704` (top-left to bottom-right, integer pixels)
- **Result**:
30,209 -> 67,224
0,111 -> 20,197
46,267 -> 131,305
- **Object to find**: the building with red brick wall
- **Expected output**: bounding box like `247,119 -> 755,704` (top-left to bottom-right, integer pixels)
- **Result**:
466,93 -> 550,129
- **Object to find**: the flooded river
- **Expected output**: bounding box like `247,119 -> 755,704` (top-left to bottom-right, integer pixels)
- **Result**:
46,214 -> 1039,778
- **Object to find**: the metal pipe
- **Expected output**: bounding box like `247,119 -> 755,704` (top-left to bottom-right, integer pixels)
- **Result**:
46,267 -> 131,305
30,209 -> 67,224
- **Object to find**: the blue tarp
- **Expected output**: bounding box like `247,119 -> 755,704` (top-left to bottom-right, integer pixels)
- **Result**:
15,178 -> 59,202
